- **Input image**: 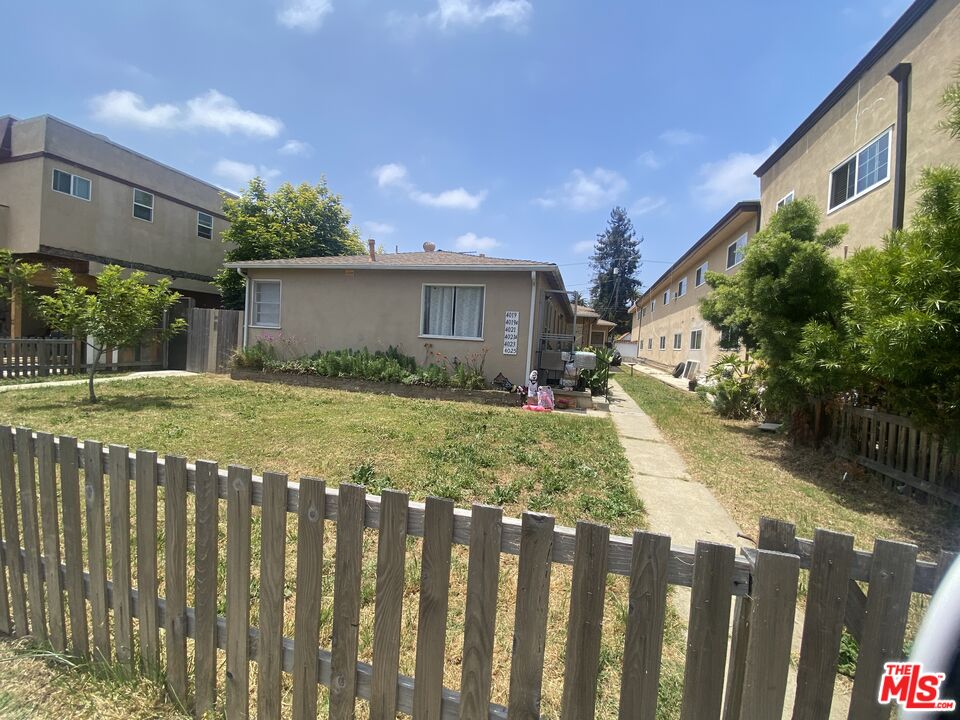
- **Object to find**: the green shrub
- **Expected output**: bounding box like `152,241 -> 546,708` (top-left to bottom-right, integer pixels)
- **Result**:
697,353 -> 764,420
580,347 -> 614,396
231,340 -> 278,371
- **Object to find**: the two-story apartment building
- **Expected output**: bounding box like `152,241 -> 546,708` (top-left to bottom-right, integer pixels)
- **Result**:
756,0 -> 960,255
0,114 -> 231,336
629,201 -> 760,375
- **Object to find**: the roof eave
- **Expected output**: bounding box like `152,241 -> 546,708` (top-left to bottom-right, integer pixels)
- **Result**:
226,261 -> 559,272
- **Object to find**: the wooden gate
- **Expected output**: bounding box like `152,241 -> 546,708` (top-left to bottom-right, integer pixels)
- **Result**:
185,308 -> 242,374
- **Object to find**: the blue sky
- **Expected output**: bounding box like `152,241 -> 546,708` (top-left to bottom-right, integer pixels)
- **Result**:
6,0 -> 912,295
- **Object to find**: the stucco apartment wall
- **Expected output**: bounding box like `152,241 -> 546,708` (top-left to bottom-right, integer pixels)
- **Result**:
0,116 -> 229,296
244,267 -> 542,383
759,0 -> 960,255
632,212 -> 756,372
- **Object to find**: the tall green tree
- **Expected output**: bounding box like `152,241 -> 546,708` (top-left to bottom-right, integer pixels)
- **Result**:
214,177 -> 365,309
589,207 -> 642,331
37,266 -> 186,403
700,199 -> 849,428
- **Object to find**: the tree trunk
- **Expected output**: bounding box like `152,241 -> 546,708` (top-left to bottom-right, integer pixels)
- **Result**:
88,348 -> 102,403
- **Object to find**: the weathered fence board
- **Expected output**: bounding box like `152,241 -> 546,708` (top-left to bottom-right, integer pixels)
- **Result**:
226,465 -> 253,720
109,444 -> 134,665
37,432 -> 68,651
60,435 -> 88,656
83,439 -> 110,661
291,477 -> 325,720
330,483 -> 365,719
164,455 -> 189,706
257,472 -> 288,720
135,449 -> 160,677
193,459 -> 220,718
0,427 -> 28,637
16,427 -> 47,643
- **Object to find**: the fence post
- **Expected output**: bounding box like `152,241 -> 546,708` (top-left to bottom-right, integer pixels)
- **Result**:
738,550 -> 800,720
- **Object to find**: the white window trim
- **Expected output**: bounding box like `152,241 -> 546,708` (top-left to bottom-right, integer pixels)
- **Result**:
726,232 -> 748,270
826,127 -> 893,215
651,299 -> 656,312
676,276 -> 688,298
662,290 -> 670,306
132,188 -> 154,223
52,168 -> 92,202
690,328 -> 703,351
418,283 -> 486,341
197,211 -> 214,238
673,333 -> 682,350
659,336 -> 666,351
250,279 -> 282,329
695,261 -> 709,287
776,191 -> 795,209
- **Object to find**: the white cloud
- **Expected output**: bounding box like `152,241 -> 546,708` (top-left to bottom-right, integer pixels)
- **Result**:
278,139 -> 312,156
637,151 -> 661,170
660,128 -> 704,146
390,0 -> 532,34
278,0 -> 333,30
364,221 -> 396,235
455,232 -> 500,251
90,90 -> 180,130
535,168 -> 627,212
372,162 -> 486,210
90,89 -> 283,138
411,187 -> 487,210
630,195 -> 667,216
694,144 -> 775,209
573,239 -> 595,254
213,159 -> 281,189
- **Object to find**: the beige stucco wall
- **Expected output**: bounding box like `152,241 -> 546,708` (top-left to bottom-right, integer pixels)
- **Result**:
0,116 -> 228,296
759,0 -> 960,255
632,212 -> 756,372
244,267 -> 543,383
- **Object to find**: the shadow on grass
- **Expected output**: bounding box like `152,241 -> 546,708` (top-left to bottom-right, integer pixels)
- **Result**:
721,422 -> 960,553
18,394 -> 186,414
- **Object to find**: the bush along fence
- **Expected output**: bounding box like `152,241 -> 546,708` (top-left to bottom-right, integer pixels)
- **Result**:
0,426 -> 955,719
835,405 -> 960,508
0,338 -> 162,379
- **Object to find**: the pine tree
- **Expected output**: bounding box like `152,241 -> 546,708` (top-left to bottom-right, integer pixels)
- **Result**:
589,207 -> 642,331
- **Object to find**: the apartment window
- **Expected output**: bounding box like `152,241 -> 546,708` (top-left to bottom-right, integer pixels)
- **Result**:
695,261 -> 709,288
662,290 -> 670,306
673,333 -> 682,350
52,169 -> 91,200
651,299 -> 656,312
659,336 -> 666,350
690,329 -> 703,350
776,191 -> 794,209
676,277 -> 687,298
727,233 -> 748,269
720,327 -> 740,349
647,338 -> 653,350
829,129 -> 891,211
133,189 -> 154,222
252,280 -> 281,328
197,211 -> 214,239
421,284 -> 484,339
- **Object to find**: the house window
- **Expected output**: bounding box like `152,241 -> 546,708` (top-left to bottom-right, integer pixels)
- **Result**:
776,191 -> 795,209
673,333 -> 682,350
659,336 -> 666,350
648,338 -> 653,350
590,331 -> 605,345
690,329 -> 702,350
676,277 -> 687,298
197,211 -> 214,239
726,233 -> 748,269
52,168 -> 91,200
695,261 -> 709,287
662,290 -> 669,306
829,129 -> 891,211
421,284 -> 485,340
252,280 -> 281,328
651,299 -> 656,312
133,188 -> 154,222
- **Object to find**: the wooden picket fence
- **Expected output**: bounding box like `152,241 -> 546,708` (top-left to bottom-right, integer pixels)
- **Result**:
0,425 -> 954,719
0,338 -> 164,379
836,405 -> 960,508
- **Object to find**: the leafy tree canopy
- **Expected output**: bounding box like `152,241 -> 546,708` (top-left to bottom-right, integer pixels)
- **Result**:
37,266 -> 186,402
214,177 -> 364,309
589,207 -> 642,331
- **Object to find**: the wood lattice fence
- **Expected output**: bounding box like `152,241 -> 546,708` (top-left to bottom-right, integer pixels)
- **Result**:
0,425 -> 954,719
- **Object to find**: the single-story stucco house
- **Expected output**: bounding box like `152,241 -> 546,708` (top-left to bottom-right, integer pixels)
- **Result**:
227,242 -> 575,385
573,305 -> 616,347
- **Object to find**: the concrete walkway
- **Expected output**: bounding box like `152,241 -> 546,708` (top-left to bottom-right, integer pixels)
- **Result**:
0,370 -> 195,393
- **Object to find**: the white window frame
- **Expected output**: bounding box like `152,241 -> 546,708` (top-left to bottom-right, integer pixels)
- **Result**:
251,279 -> 282,329
647,337 -> 653,350
776,191 -> 794,209
695,261 -> 709,288
676,276 -> 688,298
690,329 -> 703,350
419,283 -> 486,341
651,299 -> 656,312
132,188 -> 154,223
659,336 -> 666,351
726,232 -> 748,270
827,127 -> 893,214
52,168 -> 92,201
662,290 -> 670,306
673,333 -> 682,350
197,211 -> 214,239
